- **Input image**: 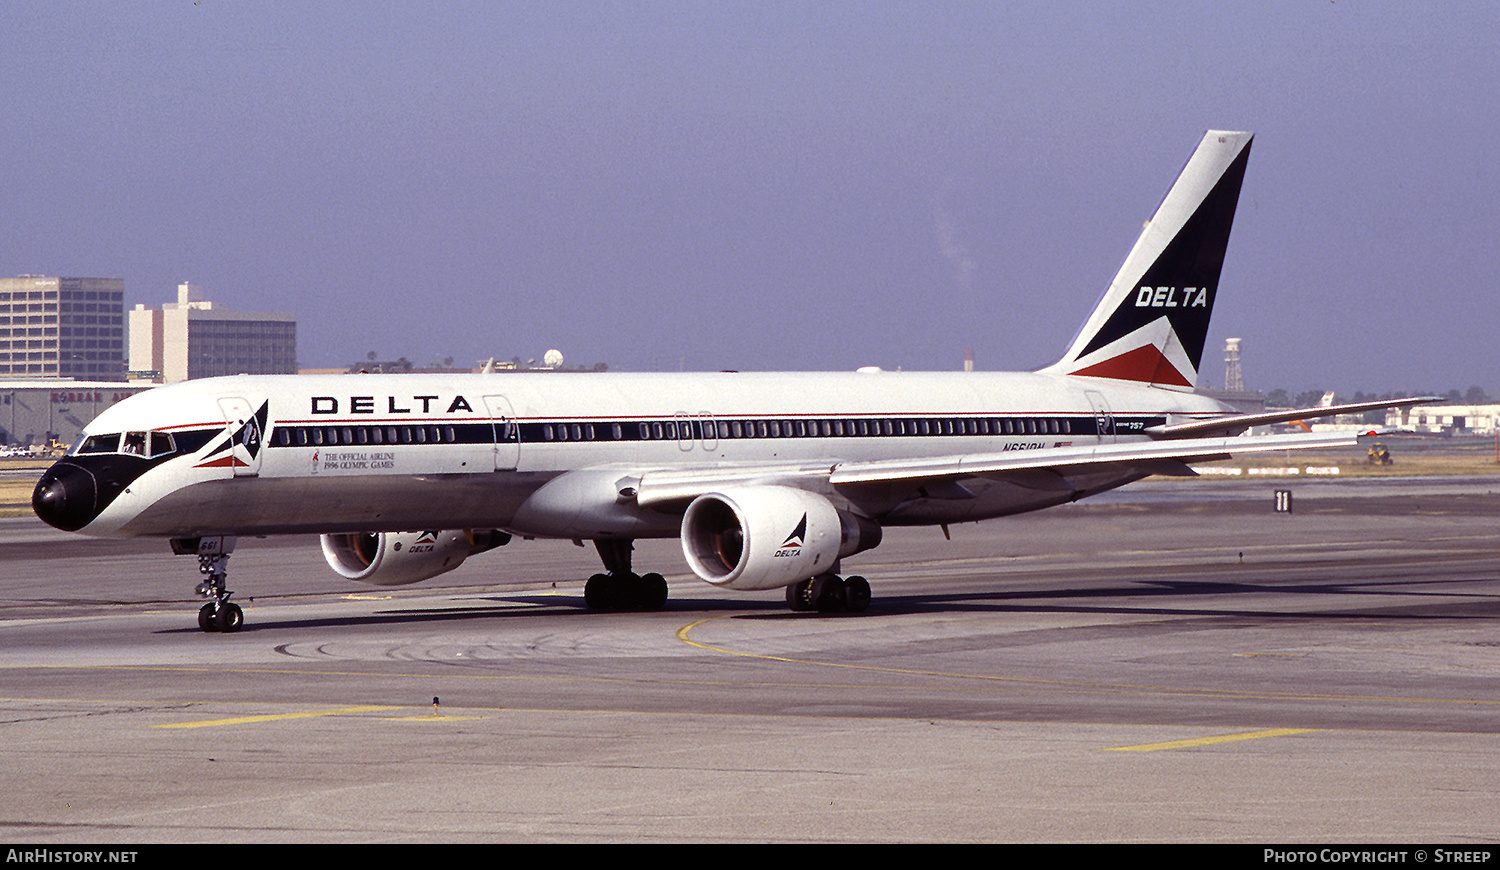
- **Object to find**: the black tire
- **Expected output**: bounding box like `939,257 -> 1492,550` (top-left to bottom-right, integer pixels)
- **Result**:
786,579 -> 814,611
810,575 -> 846,614
638,572 -> 669,610
844,575 -> 871,612
584,573 -> 612,610
611,573 -> 641,610
198,603 -> 219,633
214,602 -> 243,633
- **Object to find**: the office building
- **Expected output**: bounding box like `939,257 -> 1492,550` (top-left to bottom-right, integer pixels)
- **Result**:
0,276 -> 127,381
129,283 -> 296,383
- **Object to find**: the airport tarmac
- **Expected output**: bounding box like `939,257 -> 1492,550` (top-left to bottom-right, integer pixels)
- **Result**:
1,476 -> 1498,843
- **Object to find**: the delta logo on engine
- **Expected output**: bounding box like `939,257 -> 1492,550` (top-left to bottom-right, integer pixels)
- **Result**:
774,514 -> 808,558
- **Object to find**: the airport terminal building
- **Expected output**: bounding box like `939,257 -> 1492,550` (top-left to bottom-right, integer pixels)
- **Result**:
1,380 -> 152,449
1387,403 -> 1500,436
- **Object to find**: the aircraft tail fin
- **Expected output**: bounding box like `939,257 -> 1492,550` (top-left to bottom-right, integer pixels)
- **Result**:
1043,131 -> 1253,391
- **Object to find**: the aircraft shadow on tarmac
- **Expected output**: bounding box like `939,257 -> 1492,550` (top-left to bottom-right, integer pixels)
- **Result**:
856,576 -> 1500,622
150,574 -> 1500,634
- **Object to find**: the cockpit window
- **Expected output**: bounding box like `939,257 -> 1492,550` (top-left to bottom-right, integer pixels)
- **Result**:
71,431 -> 176,459
122,432 -> 148,456
76,434 -> 120,455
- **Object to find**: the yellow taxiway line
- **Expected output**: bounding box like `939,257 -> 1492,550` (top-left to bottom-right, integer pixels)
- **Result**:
1105,728 -> 1316,752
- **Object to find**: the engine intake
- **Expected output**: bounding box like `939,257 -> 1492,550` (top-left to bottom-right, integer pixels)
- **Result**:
680,486 -> 881,590
320,529 -> 510,586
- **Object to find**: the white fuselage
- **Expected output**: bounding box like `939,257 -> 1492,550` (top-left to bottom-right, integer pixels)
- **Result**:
60,369 -> 1228,540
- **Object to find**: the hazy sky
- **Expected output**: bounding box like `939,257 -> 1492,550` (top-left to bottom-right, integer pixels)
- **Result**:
5,2 -> 1496,392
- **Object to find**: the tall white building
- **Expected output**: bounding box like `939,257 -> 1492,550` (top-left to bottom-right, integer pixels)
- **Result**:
129,283 -> 296,384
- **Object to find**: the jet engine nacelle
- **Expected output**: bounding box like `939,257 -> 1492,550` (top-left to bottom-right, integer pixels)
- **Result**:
681,486 -> 882,591
320,529 -> 510,586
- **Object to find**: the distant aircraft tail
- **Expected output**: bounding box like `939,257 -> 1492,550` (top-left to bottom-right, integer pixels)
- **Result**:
1043,131 -> 1253,391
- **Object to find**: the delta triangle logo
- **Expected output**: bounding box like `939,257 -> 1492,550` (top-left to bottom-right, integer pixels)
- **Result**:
1062,315 -> 1197,389
774,513 -> 808,559
1070,342 -> 1192,387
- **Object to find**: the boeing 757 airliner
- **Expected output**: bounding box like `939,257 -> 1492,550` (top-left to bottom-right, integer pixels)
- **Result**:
32,131 -> 1425,632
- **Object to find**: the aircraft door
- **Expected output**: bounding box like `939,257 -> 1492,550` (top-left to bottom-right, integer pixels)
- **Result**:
217,397 -> 267,477
1085,390 -> 1116,444
698,413 -> 718,451
675,413 -> 695,452
483,395 -> 519,470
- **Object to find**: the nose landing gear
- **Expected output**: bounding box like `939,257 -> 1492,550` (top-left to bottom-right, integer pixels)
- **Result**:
173,536 -> 243,633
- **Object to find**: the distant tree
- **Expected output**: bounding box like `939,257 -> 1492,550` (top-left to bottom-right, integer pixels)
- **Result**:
1464,385 -> 1490,404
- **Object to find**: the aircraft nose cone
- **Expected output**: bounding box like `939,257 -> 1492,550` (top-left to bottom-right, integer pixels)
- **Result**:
32,462 -> 100,532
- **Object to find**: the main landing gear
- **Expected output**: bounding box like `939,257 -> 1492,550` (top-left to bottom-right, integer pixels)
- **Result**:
786,573 -> 871,614
583,539 -> 669,611
173,536 -> 243,633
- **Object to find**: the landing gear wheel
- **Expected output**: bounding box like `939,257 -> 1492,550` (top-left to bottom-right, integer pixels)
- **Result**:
787,574 -> 872,614
584,571 -> 666,610
611,574 -> 641,610
584,573 -> 614,610
787,579 -> 815,612
584,540 -> 671,612
214,602 -> 244,633
638,572 -> 669,611
810,574 -> 847,613
844,575 -> 871,613
186,540 -> 241,633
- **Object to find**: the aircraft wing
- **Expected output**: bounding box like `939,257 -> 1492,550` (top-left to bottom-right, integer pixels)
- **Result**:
633,429 -> 1358,509
1147,396 -> 1439,439
824,430 -> 1356,486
